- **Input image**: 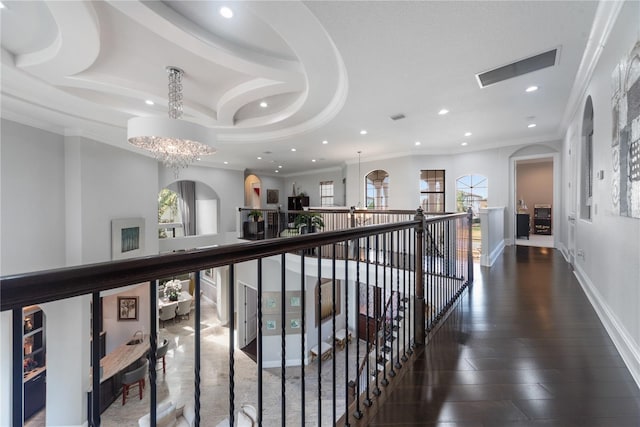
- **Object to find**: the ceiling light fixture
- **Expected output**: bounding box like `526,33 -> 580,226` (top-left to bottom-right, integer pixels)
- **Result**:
415,141 -> 421,146
291,148 -> 296,152
259,101 -> 268,108
438,109 -> 449,115
312,159 -> 316,162
128,66 -> 215,178
0,2 -> 5,9
275,170 -> 279,173
223,161 -> 229,165
278,165 -> 283,169
322,140 -> 328,145
220,6 -> 233,19
526,85 -> 539,92
360,130 -> 367,135
461,142 -> 468,146
145,100 -> 154,105
464,132 -> 472,137
528,123 -> 537,128
257,156 -> 262,160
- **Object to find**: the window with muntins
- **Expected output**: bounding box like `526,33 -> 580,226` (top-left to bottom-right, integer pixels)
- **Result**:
420,170 -> 445,212
320,181 -> 334,207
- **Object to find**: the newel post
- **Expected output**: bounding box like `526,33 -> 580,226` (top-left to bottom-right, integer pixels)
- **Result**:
467,207 -> 474,284
414,207 -> 425,346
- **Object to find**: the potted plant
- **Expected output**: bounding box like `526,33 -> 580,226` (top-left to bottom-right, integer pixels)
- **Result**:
294,213 -> 324,233
163,280 -> 182,301
248,210 -> 263,222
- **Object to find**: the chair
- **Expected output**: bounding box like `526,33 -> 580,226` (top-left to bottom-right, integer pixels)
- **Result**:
159,301 -> 177,327
176,299 -> 192,321
122,359 -> 148,405
155,339 -> 169,374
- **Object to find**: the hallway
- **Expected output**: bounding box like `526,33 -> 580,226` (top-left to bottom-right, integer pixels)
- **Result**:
370,246 -> 640,426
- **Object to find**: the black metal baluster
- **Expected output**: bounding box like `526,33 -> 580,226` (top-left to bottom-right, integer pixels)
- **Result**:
353,237 -> 363,420
300,253 -> 306,426
194,273 -> 201,427
344,240 -> 350,427
258,259 -> 263,427
372,234 -> 381,397
229,264 -> 236,427
401,230 -> 408,363
394,231 -> 402,370
388,233 -> 396,379
281,254 -> 286,426
317,248 -> 322,424
149,281 -> 158,427
332,244 -> 337,425
91,292 -> 101,427
363,236 -> 372,407
380,233 -> 388,387
407,228 -> 413,355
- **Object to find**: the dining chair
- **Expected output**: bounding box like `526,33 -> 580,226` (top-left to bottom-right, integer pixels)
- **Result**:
159,301 -> 177,327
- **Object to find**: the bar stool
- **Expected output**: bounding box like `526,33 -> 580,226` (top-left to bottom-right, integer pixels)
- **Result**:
121,359 -> 148,405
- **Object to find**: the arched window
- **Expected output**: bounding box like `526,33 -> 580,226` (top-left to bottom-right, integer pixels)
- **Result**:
581,96 -> 594,220
456,174 -> 488,214
158,188 -> 182,238
365,170 -> 389,209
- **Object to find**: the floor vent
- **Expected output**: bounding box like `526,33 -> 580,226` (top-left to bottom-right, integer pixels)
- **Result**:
476,48 -> 558,88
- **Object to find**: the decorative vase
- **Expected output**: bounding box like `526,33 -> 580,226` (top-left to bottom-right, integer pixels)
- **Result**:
169,294 -> 178,302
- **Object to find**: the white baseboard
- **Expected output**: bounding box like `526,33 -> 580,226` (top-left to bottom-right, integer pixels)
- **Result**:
557,241 -> 570,262
574,265 -> 640,389
481,239 -> 505,267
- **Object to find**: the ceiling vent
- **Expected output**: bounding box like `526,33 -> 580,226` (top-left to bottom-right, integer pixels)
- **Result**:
390,113 -> 406,121
476,48 -> 558,88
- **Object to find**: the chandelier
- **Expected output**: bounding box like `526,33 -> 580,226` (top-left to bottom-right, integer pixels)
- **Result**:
128,66 -> 216,177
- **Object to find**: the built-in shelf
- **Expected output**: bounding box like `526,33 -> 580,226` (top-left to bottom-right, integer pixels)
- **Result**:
23,306 -> 46,421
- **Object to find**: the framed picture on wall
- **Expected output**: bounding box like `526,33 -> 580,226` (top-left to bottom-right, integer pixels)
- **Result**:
117,296 -> 139,321
315,279 -> 340,326
111,218 -> 145,260
267,189 -> 279,204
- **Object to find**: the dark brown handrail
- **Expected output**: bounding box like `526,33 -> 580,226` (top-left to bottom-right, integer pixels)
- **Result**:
1,220 -> 426,311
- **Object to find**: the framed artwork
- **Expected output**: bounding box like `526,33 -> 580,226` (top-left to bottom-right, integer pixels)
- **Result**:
263,292 -> 280,314
264,314 -> 279,336
117,296 -> 139,321
266,189 -> 279,204
285,291 -> 302,312
111,218 -> 145,260
316,279 -> 341,326
286,312 -> 302,333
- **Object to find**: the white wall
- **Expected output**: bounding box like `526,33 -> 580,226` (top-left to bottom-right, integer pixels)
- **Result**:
563,0 -> 640,385
160,165 -> 244,233
284,167 -> 345,207
101,283 -> 151,354
1,120 -> 66,275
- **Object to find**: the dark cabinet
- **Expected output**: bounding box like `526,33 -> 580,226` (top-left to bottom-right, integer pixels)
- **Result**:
516,214 -> 530,239
288,196 -> 309,211
24,371 -> 46,420
534,205 -> 552,235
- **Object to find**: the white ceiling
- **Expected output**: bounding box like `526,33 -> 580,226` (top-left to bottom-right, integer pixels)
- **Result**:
1,1 -> 600,176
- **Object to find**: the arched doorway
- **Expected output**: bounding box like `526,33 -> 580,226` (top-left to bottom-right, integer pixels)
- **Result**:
365,170 -> 389,209
244,175 -> 262,209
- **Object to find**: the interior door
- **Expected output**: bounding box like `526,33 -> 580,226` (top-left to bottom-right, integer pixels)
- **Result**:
244,286 -> 258,345
568,136 -> 578,265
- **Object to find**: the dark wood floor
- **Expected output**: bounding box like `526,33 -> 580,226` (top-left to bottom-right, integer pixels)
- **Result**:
370,245 -> 640,426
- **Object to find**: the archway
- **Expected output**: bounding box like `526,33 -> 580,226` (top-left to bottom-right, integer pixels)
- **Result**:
158,180 -> 219,238
365,170 -> 389,209
244,175 -> 262,209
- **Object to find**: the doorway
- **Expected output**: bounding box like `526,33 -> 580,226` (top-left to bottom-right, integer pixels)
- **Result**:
241,285 -> 258,362
513,156 -> 558,248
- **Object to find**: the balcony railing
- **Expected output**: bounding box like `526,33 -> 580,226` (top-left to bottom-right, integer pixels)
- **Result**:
1,208 -> 472,426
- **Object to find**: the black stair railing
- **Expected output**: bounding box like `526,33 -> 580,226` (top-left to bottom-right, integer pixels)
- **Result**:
1,209 -> 472,426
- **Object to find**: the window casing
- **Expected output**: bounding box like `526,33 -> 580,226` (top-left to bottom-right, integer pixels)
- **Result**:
420,170 -> 445,213
320,181 -> 334,207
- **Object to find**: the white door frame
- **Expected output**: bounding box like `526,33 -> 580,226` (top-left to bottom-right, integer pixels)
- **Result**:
509,152 -> 561,247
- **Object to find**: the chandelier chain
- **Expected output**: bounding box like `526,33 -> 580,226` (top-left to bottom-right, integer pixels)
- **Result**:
167,67 -> 183,120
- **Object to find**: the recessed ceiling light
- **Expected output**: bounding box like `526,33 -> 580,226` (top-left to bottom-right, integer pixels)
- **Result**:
525,85 -> 539,92
259,101 -> 268,108
145,100 -> 154,105
360,130 -> 367,135
223,161 -> 229,165
278,165 -> 282,169
197,157 -> 201,161
461,142 -> 468,146
415,141 -> 421,146
0,2 -> 5,9
257,156 -> 262,160
275,170 -> 279,173
322,140 -> 328,145
528,123 -> 537,128
438,109 -> 449,115
312,159 -> 317,162
464,132 -> 472,137
220,6 -> 233,18
291,148 -> 296,152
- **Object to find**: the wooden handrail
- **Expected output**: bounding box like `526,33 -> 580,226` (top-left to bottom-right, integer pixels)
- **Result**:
0,220 -> 421,311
